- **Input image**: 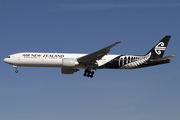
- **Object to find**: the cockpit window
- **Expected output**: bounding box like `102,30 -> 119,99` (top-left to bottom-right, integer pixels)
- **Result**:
7,56 -> 10,58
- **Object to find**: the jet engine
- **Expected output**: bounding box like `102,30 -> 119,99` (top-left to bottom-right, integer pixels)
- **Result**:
62,58 -> 79,67
61,68 -> 79,74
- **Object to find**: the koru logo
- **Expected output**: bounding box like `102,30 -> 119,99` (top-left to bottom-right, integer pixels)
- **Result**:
155,42 -> 166,55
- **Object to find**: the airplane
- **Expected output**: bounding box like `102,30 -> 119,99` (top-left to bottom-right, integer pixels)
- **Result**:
4,35 -> 175,78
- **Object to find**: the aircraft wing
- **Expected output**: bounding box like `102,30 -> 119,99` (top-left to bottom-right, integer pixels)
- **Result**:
152,55 -> 175,62
78,41 -> 122,64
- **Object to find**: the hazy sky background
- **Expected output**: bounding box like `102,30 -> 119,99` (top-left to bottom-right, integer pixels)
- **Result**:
0,0 -> 180,120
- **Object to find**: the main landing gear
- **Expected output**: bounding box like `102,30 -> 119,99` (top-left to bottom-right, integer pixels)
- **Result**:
13,65 -> 18,73
83,69 -> 95,78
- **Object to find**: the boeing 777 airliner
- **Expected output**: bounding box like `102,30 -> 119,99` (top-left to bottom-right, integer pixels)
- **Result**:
4,35 -> 175,78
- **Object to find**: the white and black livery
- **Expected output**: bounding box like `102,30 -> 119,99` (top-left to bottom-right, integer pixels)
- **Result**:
4,35 -> 175,78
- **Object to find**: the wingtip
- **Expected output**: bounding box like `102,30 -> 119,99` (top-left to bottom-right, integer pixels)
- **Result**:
115,41 -> 122,44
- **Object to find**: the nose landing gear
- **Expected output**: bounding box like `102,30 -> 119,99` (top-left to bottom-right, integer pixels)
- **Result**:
84,69 -> 95,78
13,65 -> 18,73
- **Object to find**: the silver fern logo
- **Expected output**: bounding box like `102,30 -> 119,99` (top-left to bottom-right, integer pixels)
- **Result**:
119,52 -> 151,69
155,42 -> 166,55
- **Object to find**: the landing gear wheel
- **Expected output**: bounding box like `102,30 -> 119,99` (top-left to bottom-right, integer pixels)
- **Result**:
83,69 -> 95,78
87,71 -> 90,77
13,65 -> 18,73
83,73 -> 86,76
15,70 -> 18,73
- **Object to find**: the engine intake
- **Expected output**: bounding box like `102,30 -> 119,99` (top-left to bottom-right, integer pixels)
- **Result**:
62,58 -> 79,67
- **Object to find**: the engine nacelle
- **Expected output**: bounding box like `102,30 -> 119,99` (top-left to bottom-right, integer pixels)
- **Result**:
62,58 -> 79,67
61,68 -> 79,74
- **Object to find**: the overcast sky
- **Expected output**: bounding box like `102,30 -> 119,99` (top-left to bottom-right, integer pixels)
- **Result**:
0,0 -> 180,120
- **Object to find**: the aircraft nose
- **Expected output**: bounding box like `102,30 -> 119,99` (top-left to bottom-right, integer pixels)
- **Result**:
4,58 -> 8,63
4,58 -> 11,64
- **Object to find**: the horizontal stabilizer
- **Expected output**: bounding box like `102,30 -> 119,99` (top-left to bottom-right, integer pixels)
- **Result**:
152,55 -> 175,62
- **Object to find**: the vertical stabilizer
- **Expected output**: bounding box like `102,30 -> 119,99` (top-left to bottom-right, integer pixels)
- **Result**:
146,35 -> 171,59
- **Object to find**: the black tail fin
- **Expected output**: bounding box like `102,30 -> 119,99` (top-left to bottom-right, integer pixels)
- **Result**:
146,35 -> 171,59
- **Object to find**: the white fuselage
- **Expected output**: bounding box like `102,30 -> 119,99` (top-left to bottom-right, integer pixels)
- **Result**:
4,52 -> 119,69
3,36 -> 174,77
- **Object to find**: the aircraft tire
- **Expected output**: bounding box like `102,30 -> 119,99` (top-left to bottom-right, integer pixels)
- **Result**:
83,73 -> 86,76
